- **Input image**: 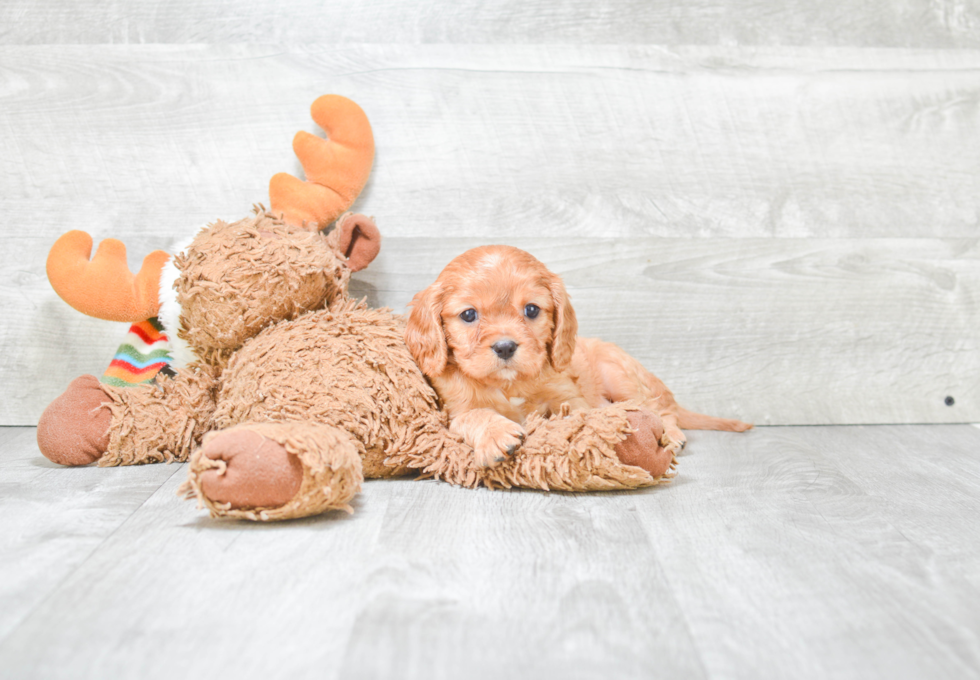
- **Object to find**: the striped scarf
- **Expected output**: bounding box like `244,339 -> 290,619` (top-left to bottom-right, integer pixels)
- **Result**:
101,317 -> 175,387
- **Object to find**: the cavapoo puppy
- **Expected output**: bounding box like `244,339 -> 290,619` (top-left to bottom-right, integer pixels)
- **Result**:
406,245 -> 751,467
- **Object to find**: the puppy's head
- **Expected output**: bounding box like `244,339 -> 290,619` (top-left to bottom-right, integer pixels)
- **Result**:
406,245 -> 577,383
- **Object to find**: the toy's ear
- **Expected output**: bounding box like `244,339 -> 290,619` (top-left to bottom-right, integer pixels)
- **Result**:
547,271 -> 578,371
405,283 -> 448,377
332,213 -> 380,272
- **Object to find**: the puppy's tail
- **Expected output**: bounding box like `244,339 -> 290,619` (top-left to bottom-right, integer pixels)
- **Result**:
676,407 -> 753,432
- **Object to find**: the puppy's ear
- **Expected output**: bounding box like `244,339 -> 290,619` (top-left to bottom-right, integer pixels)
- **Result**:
548,273 -> 578,371
406,283 -> 448,377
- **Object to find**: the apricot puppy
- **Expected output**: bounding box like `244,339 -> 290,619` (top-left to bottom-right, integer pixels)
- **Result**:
406,245 -> 751,467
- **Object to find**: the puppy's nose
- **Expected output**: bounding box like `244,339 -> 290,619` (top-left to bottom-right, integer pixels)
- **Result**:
492,340 -> 518,361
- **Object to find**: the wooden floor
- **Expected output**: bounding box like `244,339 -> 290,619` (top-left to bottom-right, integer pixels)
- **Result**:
2,424 -> 979,679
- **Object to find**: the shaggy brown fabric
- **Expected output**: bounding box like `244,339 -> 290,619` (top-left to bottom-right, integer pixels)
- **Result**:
99,363 -> 219,466
36,374 -> 112,466
390,402 -> 673,492
212,299 -> 445,479
173,210 -> 350,353
181,422 -> 364,521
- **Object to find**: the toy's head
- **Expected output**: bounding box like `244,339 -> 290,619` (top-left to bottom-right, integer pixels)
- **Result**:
44,95 -> 378,365
159,211 -> 381,358
163,210 -> 380,361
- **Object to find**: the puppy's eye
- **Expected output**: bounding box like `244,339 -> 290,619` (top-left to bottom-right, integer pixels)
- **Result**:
524,304 -> 540,319
459,308 -> 478,323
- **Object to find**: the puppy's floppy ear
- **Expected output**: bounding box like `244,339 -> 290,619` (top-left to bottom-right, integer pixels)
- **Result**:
548,272 -> 578,371
406,283 -> 449,376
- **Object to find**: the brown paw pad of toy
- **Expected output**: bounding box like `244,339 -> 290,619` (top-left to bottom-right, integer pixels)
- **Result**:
36,374 -> 112,466
614,410 -> 674,478
197,429 -> 305,510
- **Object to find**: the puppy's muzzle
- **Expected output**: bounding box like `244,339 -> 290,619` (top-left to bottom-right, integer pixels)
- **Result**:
492,339 -> 518,361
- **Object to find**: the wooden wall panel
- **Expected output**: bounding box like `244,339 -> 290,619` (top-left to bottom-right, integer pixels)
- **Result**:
2,46 -> 977,241
2,0 -> 979,48
351,238 -> 980,426
1,43 -> 978,425
10,233 -> 976,426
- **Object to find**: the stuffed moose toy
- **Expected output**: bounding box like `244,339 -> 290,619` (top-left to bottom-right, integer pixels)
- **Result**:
36,95 -> 676,521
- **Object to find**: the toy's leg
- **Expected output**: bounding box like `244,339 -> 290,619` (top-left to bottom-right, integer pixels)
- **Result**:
615,410 -> 673,476
381,408 -> 491,488
37,375 -> 112,466
99,366 -> 218,466
181,422 -> 364,521
383,404 -> 672,492
481,403 -> 676,492
36,367 -> 218,467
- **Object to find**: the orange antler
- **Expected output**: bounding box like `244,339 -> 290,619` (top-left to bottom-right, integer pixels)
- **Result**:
46,231 -> 169,322
269,94 -> 375,230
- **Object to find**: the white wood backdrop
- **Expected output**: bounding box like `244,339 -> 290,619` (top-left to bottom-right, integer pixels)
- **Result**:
1,5 -> 978,426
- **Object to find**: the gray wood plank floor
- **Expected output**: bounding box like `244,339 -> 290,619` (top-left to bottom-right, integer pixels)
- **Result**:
2,424 -> 979,679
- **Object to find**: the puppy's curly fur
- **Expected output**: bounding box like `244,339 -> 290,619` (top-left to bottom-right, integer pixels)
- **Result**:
406,245 -> 751,467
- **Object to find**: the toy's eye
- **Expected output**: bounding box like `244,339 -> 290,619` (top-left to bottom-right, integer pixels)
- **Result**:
459,309 -> 478,323
524,304 -> 540,319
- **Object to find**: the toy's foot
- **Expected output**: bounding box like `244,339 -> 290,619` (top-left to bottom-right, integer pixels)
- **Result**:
614,410 -> 674,478
197,429 -> 304,510
36,375 -> 112,466
185,422 -> 364,521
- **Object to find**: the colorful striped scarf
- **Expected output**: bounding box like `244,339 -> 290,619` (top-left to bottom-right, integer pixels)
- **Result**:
100,317 -> 175,387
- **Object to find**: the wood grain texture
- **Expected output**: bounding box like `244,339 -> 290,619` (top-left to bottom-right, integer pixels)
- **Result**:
1,0 -> 979,47
0,45 -> 980,425
5,236 -> 978,426
2,44 -> 978,425
0,427 -> 183,643
635,423 -> 980,679
0,46 -> 977,240
352,237 -> 980,426
2,424 -> 979,678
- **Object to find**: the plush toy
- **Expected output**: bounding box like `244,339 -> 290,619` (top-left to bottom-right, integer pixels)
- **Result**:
36,95 -> 675,521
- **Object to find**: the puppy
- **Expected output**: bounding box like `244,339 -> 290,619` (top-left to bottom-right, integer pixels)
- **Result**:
406,245 -> 751,467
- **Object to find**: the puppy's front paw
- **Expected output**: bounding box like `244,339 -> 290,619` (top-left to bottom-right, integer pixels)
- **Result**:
661,428 -> 687,456
451,410 -> 526,468
473,418 -> 525,467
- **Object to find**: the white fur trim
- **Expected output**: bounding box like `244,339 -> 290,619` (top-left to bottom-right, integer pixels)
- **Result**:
157,233 -> 199,369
